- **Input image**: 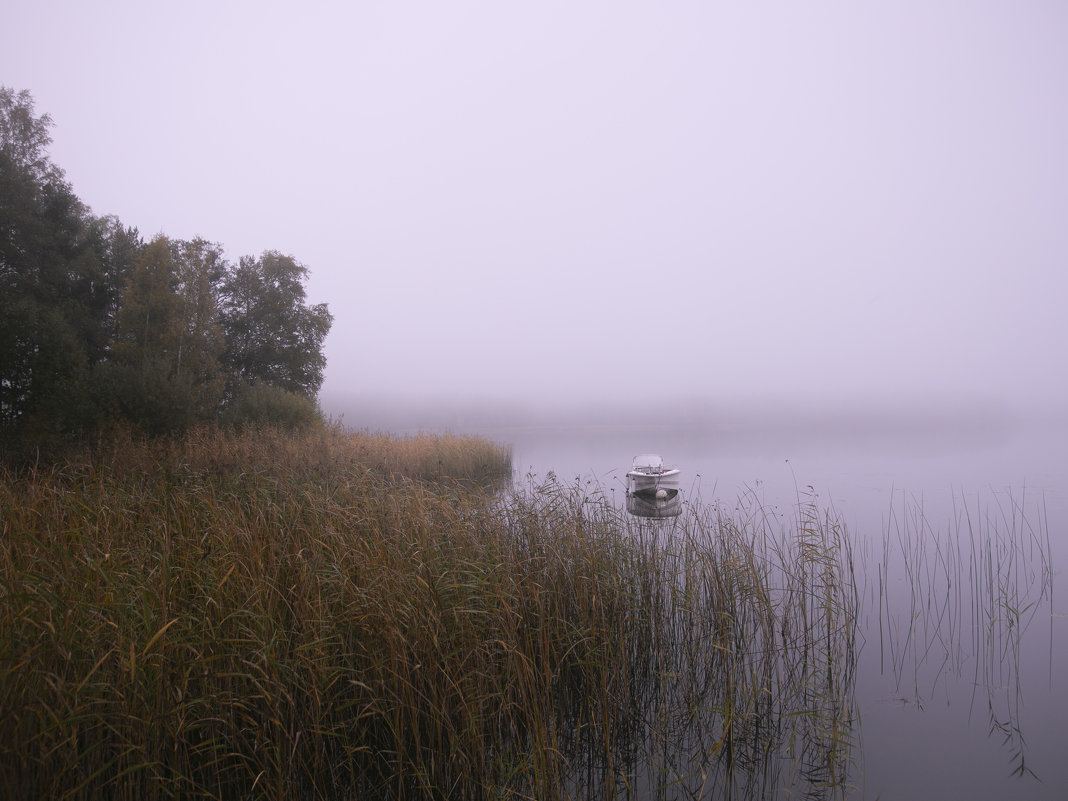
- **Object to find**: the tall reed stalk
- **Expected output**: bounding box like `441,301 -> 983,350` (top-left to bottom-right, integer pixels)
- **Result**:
1,426 -> 857,800
875,488 -> 1053,780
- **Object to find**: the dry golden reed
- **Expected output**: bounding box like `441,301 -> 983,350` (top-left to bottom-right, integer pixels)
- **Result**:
0,425 -> 857,800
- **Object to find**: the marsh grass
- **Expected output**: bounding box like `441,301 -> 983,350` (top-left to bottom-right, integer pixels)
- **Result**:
1,426 -> 857,800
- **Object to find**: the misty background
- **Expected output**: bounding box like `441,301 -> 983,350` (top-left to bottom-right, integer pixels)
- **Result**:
4,1 -> 1066,432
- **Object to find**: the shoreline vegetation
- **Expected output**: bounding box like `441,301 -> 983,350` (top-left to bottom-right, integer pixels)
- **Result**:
1,424 -> 858,800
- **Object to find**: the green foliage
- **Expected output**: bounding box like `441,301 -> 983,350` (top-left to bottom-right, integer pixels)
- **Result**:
218,251 -> 333,398
170,237 -> 227,415
0,88 -> 112,432
0,86 -> 58,183
107,235 -> 227,430
220,381 -> 323,428
113,236 -> 184,366
91,358 -> 199,436
0,87 -> 333,453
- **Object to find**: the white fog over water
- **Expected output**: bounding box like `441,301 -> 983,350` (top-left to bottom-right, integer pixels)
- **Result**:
324,390 -> 1067,550
5,1 -> 1068,796
4,2 -> 1068,419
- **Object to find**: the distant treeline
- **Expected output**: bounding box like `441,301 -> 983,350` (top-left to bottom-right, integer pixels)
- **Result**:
0,87 -> 333,459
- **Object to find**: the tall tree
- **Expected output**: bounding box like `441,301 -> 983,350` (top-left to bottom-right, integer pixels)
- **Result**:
0,86 -> 113,435
0,86 -> 59,185
1,87 -> 334,446
105,235 -> 191,433
113,236 -> 183,368
106,235 -> 229,433
84,215 -> 142,356
218,251 -> 332,398
172,237 -> 227,416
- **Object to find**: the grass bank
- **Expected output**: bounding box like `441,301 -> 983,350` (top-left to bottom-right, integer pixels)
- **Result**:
0,425 -> 857,800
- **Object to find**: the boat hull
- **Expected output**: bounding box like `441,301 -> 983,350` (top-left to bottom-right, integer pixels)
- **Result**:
625,467 -> 680,495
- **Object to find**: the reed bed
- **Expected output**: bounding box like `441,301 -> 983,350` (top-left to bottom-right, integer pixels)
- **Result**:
0,427 -> 857,800
53,423 -> 515,489
873,488 -> 1054,781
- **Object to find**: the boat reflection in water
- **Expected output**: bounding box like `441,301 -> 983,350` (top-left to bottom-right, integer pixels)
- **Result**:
625,454 -> 682,518
625,488 -> 682,517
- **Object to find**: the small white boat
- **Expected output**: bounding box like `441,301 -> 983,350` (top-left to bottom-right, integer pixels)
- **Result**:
626,454 -> 680,497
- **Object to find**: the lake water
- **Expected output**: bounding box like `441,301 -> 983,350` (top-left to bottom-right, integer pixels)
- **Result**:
344,400 -> 1068,798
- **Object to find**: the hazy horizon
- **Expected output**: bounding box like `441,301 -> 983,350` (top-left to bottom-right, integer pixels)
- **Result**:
4,2 -> 1066,420
319,386 -> 1033,442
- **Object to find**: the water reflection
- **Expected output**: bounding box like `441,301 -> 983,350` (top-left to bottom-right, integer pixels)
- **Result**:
873,489 -> 1054,786
625,489 -> 682,518
465,412 -> 1067,797
539,484 -> 860,800
624,454 -> 683,518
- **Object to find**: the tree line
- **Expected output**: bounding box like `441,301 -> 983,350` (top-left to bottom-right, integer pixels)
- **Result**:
0,87 -> 333,458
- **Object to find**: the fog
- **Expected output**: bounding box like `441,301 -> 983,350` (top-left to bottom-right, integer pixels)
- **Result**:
4,1 -> 1067,423
6,10 -> 1068,793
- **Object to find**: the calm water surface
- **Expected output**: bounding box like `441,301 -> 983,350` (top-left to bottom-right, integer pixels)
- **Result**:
475,413 -> 1068,800
358,400 -> 1066,798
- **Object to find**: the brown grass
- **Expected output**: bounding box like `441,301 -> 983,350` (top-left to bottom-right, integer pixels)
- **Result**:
0,425 -> 857,800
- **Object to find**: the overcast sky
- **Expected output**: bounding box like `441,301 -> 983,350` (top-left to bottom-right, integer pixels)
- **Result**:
4,1 -> 1067,420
